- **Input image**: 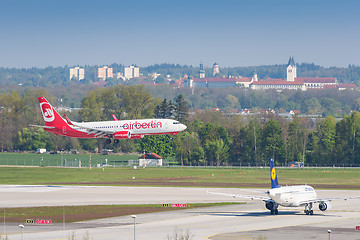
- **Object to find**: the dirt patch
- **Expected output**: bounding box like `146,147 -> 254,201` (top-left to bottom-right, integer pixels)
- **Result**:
1,203 -> 237,223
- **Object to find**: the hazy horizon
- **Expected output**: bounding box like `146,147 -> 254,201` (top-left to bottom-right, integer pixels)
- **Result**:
1,0 -> 359,68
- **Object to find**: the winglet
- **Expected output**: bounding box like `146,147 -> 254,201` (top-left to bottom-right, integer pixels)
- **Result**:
270,158 -> 280,189
112,114 -> 118,121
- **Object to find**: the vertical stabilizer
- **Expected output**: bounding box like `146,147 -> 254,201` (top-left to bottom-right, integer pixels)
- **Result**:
270,158 -> 280,188
38,97 -> 68,127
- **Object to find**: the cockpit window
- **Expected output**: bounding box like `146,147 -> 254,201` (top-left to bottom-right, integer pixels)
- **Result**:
173,121 -> 180,124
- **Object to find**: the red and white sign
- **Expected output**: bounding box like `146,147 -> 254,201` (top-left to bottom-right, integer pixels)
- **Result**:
171,204 -> 187,208
356,226 -> 360,230
36,219 -> 52,224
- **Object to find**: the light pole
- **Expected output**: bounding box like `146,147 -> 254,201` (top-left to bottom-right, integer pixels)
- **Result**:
19,224 -> 24,240
131,215 -> 136,240
328,229 -> 331,240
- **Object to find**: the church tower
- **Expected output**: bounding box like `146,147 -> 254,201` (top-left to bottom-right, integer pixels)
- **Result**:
252,71 -> 258,82
199,63 -> 205,78
212,63 -> 219,76
286,56 -> 297,81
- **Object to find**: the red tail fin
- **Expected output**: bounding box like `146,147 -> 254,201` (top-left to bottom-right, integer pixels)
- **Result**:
38,97 -> 68,127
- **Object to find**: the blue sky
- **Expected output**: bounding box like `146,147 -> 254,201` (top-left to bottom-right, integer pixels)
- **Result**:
1,0 -> 359,68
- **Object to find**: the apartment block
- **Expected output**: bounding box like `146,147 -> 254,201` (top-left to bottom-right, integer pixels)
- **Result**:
69,67 -> 85,80
97,66 -> 113,80
124,65 -> 140,80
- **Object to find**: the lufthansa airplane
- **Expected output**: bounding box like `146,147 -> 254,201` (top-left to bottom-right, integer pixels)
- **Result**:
31,97 -> 187,144
208,158 -> 359,215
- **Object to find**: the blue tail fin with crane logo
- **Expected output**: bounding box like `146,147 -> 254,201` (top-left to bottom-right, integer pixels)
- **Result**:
270,158 -> 280,188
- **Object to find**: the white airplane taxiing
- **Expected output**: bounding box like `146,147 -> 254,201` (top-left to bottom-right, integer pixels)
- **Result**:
208,158 -> 359,215
31,97 -> 187,144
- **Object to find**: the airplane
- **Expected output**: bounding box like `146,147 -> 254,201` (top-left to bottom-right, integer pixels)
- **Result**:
31,97 -> 187,144
208,158 -> 359,215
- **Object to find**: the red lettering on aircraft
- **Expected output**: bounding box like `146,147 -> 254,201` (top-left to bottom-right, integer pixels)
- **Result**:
123,120 -> 162,130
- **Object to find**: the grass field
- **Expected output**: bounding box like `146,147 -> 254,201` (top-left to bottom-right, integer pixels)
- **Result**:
0,164 -> 359,189
0,202 -> 242,223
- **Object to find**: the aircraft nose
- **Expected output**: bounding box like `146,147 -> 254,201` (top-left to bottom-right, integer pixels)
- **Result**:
180,124 -> 187,131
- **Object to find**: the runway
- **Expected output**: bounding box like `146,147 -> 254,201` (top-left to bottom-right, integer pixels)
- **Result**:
1,185 -> 360,240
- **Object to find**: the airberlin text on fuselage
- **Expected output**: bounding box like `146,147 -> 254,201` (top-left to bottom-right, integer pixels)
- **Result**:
123,120 -> 162,130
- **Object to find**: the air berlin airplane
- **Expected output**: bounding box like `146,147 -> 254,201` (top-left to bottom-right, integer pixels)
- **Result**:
32,97 -> 187,144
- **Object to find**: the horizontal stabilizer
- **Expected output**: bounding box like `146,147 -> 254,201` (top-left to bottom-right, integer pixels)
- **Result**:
207,190 -> 270,201
29,124 -> 55,129
63,114 -> 73,126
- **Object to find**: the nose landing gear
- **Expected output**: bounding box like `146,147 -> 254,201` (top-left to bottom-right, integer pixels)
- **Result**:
304,203 -> 314,215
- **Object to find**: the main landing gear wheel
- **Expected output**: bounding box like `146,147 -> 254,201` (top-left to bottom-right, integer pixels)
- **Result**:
305,210 -> 313,215
114,139 -> 119,144
105,139 -> 111,144
270,209 -> 278,215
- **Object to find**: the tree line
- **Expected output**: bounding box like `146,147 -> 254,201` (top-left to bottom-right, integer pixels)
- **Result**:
1,87 -> 360,167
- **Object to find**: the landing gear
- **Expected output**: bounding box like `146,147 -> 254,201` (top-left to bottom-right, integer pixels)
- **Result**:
271,209 -> 279,215
105,139 -> 111,144
266,200 -> 279,215
114,139 -> 119,144
304,203 -> 314,215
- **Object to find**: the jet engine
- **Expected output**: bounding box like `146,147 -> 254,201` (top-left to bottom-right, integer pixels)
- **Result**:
265,200 -> 276,210
319,201 -> 331,211
114,131 -> 131,139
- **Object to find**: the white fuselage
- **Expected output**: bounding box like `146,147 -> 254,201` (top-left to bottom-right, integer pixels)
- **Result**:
268,185 -> 317,207
73,118 -> 186,135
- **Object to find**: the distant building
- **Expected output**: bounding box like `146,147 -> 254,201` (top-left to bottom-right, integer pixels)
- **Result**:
199,63 -> 205,78
124,65 -> 140,80
181,57 -> 354,91
338,83 -> 358,90
251,57 -> 337,90
69,67 -> 84,80
184,76 -> 253,88
97,66 -> 113,80
286,56 -> 297,81
149,72 -> 161,79
138,153 -> 163,167
212,63 -> 219,76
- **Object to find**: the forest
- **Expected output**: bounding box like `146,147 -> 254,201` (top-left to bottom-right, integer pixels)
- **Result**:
1,86 -> 360,167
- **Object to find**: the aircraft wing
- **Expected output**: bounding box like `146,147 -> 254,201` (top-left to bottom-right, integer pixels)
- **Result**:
71,123 -> 114,138
29,124 -> 55,129
299,196 -> 360,205
207,191 -> 270,201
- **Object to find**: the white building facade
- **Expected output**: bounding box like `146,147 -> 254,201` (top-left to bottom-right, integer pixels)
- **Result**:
124,65 -> 140,80
69,67 -> 85,80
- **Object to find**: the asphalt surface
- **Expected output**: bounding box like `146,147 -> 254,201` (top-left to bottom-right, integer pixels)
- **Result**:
1,185 -> 360,240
